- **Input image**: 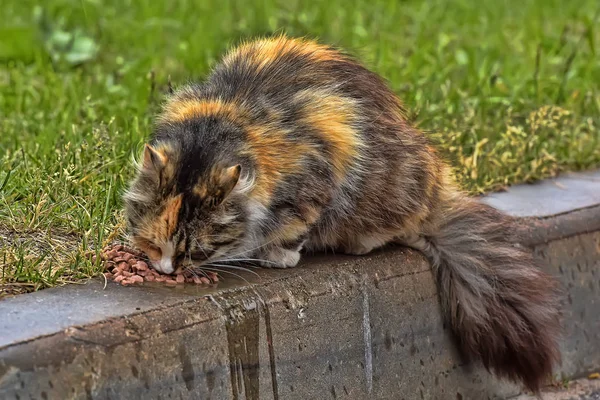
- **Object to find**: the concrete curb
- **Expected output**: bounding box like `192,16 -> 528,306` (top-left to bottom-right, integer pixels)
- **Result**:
1,170 -> 599,400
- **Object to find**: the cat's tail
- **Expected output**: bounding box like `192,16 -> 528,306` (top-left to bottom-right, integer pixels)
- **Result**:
408,193 -> 562,393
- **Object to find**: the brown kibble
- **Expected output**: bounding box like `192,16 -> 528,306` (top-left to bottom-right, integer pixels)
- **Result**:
135,261 -> 148,271
106,250 -> 118,259
102,242 -> 225,287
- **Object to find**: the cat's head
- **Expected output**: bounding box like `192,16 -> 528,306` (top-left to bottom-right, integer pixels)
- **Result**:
123,142 -> 254,274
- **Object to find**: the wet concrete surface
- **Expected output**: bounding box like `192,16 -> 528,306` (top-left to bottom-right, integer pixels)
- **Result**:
1,170 -> 599,400
0,270 -> 253,349
483,169 -> 600,217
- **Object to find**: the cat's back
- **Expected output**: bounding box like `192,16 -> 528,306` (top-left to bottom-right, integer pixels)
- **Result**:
154,36 -> 422,207
205,35 -> 349,102
203,35 -> 404,116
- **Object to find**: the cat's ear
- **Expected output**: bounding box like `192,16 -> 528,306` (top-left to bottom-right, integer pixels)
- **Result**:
142,144 -> 167,172
208,165 -> 241,208
219,164 -> 241,196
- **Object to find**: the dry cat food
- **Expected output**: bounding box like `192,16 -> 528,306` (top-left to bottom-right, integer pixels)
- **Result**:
96,243 -> 218,286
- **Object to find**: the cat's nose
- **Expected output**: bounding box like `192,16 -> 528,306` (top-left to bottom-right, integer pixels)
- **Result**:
153,257 -> 174,274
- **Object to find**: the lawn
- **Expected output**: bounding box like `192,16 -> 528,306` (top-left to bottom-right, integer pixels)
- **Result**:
1,0 -> 599,296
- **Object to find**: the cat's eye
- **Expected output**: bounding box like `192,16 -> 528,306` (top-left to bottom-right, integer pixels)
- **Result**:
144,244 -> 162,260
134,237 -> 162,260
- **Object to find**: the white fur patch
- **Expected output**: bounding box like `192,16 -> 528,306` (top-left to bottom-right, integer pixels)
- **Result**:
261,247 -> 301,268
345,235 -> 390,255
123,189 -> 152,204
154,241 -> 175,274
234,172 -> 256,195
219,213 -> 238,225
278,248 -> 301,267
245,198 -> 268,224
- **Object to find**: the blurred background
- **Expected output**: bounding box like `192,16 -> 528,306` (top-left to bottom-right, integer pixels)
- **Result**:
1,0 -> 599,292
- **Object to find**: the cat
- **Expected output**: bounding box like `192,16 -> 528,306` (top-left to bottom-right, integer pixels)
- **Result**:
124,35 -> 561,393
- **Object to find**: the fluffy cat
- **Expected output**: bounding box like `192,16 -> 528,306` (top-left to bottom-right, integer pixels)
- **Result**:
124,35 -> 561,392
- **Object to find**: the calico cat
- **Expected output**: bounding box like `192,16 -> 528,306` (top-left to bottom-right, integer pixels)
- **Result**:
124,35 -> 561,392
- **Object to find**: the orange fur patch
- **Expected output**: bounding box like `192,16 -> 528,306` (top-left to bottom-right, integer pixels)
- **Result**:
224,35 -> 342,71
193,184 -> 208,199
267,217 -> 309,244
297,203 -> 321,226
242,123 -> 317,204
161,194 -> 183,238
298,90 -> 362,182
160,99 -> 244,124
131,237 -> 162,260
139,194 -> 183,244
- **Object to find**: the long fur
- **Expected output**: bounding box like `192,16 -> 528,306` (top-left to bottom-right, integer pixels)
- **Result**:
123,34 -> 562,391
406,195 -> 561,392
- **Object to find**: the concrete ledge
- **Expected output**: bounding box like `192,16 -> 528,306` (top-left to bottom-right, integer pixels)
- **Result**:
1,170 -> 600,400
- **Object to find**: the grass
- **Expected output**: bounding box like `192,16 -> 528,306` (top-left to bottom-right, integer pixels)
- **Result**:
1,0 -> 599,296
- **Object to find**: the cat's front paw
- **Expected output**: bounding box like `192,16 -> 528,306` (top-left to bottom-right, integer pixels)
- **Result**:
258,247 -> 301,268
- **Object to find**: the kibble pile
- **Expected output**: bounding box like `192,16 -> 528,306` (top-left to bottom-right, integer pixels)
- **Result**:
97,244 -> 218,286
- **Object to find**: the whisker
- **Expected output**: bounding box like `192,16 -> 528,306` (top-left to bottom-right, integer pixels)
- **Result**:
213,257 -> 274,266
193,237 -> 210,261
199,267 -> 251,284
184,266 -> 199,278
204,263 -> 261,278
185,265 -> 212,280
224,237 -> 279,259
182,250 -> 215,281
203,234 -> 239,240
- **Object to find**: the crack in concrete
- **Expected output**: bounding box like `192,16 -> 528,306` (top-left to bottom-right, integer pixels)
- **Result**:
361,280 -> 373,395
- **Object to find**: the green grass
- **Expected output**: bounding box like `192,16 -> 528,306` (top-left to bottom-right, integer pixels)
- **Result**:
1,0 -> 599,295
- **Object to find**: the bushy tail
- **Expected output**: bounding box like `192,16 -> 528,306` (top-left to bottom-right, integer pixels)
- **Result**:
412,196 -> 562,393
